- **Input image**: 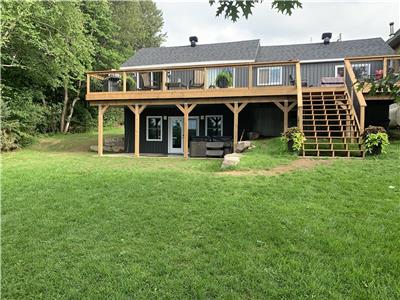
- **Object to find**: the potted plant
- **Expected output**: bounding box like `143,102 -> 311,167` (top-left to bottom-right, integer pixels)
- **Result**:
281,127 -> 306,153
362,126 -> 389,155
215,71 -> 233,88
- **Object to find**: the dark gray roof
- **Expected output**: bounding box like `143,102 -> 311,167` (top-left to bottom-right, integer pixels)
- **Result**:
121,40 -> 260,68
387,29 -> 400,49
256,38 -> 394,62
121,37 -> 394,68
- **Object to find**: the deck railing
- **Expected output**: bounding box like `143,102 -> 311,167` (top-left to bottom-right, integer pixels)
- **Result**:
344,59 -> 366,133
86,60 -> 299,96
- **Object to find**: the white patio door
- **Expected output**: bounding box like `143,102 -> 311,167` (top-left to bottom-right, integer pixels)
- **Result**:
168,117 -> 184,154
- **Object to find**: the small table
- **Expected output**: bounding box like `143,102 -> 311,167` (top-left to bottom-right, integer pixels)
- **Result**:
321,77 -> 344,86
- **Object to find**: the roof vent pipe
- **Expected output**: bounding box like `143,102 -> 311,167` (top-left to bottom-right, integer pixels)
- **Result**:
189,36 -> 198,47
389,22 -> 395,36
322,32 -> 332,45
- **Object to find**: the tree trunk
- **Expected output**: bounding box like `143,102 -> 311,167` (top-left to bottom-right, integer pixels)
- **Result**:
64,81 -> 82,133
60,80 -> 69,132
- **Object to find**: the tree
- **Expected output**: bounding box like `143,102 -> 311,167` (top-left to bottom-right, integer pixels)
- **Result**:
1,0 -> 166,149
110,1 -> 166,62
209,0 -> 302,22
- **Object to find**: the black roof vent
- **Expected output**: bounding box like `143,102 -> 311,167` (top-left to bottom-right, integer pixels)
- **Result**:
322,32 -> 332,45
189,36 -> 198,47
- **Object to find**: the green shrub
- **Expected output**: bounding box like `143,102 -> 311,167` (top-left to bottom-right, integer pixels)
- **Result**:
1,87 -> 48,150
363,126 -> 390,154
216,71 -> 233,88
281,127 -> 306,152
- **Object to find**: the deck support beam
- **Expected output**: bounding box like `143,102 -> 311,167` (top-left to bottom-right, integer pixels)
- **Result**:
225,102 -> 247,151
127,104 -> 146,157
97,104 -> 109,156
274,100 -> 296,133
177,103 -> 197,159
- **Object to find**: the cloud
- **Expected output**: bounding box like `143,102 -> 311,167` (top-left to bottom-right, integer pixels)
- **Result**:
156,0 -> 399,46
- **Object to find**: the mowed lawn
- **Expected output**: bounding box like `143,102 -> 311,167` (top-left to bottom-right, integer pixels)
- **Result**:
2,129 -> 400,299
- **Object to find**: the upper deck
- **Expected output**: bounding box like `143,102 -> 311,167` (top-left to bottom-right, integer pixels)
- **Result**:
86,55 -> 399,105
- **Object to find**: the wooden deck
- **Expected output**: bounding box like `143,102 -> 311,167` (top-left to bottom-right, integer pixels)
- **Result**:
86,55 -> 399,158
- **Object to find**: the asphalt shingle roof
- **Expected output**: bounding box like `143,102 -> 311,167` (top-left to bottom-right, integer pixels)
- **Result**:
121,39 -> 260,68
121,37 -> 394,68
256,38 -> 394,62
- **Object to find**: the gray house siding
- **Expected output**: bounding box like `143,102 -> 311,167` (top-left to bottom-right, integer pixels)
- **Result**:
300,60 -> 384,87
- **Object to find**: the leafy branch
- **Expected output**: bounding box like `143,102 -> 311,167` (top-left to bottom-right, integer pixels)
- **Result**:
209,0 -> 302,22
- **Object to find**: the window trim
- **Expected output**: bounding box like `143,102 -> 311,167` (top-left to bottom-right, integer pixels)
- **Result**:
257,66 -> 283,86
205,115 -> 223,136
146,116 -> 163,142
335,65 -> 344,78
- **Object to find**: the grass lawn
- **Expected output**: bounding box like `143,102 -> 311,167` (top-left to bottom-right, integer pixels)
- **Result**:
2,128 -> 400,299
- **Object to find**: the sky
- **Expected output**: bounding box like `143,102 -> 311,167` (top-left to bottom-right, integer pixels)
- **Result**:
156,0 -> 400,47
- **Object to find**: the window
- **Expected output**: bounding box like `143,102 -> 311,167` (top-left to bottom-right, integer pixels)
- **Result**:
352,63 -> 371,79
335,65 -> 345,78
146,116 -> 162,141
188,117 -> 199,139
205,115 -> 223,136
257,66 -> 283,86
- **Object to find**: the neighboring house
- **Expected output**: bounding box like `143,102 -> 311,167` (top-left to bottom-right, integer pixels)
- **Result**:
86,34 -> 398,158
387,22 -> 400,52
387,29 -> 400,52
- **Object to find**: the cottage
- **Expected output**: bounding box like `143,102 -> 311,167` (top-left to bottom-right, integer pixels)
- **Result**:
86,33 -> 398,157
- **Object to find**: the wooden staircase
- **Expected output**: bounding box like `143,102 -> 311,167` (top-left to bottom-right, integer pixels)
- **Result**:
301,90 -> 364,157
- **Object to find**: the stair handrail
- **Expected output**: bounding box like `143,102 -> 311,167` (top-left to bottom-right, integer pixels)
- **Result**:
295,62 -> 303,130
344,59 -> 366,134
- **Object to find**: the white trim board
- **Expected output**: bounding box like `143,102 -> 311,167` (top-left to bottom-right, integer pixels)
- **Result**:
146,116 -> 163,142
120,60 -> 255,71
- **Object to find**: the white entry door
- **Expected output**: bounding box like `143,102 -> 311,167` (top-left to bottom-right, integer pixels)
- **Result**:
168,117 -> 184,154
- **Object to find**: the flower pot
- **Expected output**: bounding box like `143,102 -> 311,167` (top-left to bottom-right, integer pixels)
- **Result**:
287,140 -> 295,152
217,77 -> 229,88
370,145 -> 382,155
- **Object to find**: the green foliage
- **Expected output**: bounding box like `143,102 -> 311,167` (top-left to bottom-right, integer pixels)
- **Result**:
110,1 -> 165,61
216,71 -> 233,88
209,0 -> 302,22
0,86 -> 61,151
363,126 -> 390,154
1,0 -> 164,150
281,127 -> 306,152
356,73 -> 400,103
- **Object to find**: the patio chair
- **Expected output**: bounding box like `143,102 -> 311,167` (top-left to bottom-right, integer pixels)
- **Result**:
140,73 -> 160,90
188,80 -> 204,89
289,74 -> 308,87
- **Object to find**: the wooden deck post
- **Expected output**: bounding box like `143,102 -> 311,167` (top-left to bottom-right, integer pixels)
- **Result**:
383,57 -> 388,77
283,100 -> 288,133
86,74 -> 90,94
274,100 -> 296,134
177,103 -> 197,159
97,105 -> 109,156
295,62 -> 303,131
123,72 -> 127,92
162,70 -> 167,91
128,105 -> 146,157
204,68 -> 208,89
183,104 -> 189,159
225,102 -> 247,152
248,65 -> 253,88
